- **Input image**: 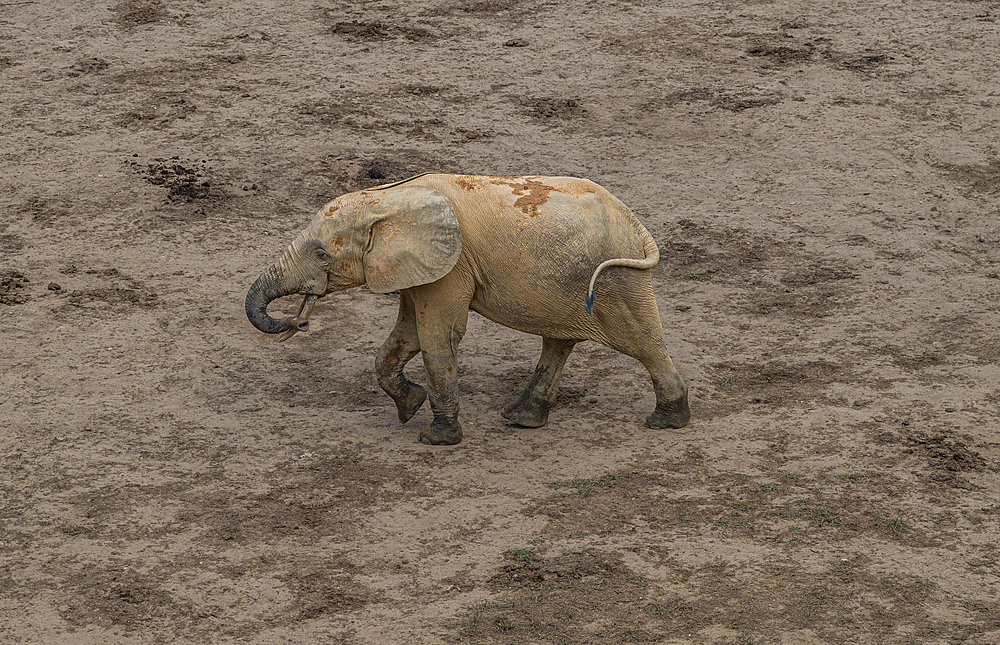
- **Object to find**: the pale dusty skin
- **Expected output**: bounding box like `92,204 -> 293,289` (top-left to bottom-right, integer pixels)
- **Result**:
5,1 -> 1000,641
245,174 -> 690,444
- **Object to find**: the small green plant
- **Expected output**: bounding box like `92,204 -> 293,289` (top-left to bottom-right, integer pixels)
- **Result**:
506,548 -> 536,563
759,481 -> 780,492
961,509 -> 984,523
716,515 -> 753,530
493,615 -> 513,632
884,515 -> 909,533
934,510 -> 957,524
715,375 -> 737,388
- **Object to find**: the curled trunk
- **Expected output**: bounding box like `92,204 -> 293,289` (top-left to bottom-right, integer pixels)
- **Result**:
245,265 -> 296,335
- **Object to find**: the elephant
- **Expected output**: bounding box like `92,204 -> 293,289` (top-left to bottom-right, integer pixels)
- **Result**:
245,173 -> 690,445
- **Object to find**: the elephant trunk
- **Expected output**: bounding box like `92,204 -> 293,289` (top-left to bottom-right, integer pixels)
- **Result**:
245,263 -> 297,335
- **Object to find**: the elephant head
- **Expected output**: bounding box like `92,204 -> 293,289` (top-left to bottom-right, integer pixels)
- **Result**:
245,185 -> 462,337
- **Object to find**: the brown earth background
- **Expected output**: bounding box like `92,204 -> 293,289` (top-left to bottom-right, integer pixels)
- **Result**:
2,0 -> 999,643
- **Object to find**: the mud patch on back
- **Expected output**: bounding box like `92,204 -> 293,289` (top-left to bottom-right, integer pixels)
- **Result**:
491,177 -> 556,217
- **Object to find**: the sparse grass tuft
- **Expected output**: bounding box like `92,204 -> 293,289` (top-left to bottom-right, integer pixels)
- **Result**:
548,473 -> 626,496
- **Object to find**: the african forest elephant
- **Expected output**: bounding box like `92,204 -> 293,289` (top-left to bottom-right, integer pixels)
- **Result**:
245,173 -> 690,445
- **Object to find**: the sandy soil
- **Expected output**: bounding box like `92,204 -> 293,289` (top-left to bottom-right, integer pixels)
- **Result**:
2,0 -> 1000,643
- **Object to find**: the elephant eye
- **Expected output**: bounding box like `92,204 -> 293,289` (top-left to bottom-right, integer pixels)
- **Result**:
315,248 -> 332,263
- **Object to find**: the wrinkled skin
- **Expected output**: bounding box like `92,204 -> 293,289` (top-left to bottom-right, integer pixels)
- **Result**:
246,174 -> 690,445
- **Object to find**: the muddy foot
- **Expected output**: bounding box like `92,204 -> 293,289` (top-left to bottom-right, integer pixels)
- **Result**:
393,382 -> 427,423
646,394 -> 691,429
419,421 -> 463,445
500,395 -> 550,428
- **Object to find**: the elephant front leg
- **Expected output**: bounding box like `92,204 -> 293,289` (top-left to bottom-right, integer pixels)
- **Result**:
376,296 -> 426,423
419,351 -> 464,445
414,308 -> 468,445
502,337 -> 577,428
410,280 -> 472,445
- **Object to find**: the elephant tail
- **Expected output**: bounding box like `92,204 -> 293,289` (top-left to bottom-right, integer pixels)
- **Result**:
585,213 -> 659,315
369,172 -> 434,191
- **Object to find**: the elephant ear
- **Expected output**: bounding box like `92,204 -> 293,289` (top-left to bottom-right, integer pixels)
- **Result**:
362,186 -> 462,293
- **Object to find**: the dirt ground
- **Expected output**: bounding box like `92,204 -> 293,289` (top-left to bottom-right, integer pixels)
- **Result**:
2,0 -> 999,643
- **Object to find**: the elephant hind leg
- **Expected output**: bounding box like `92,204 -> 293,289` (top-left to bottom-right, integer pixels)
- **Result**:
594,285 -> 690,429
376,294 -> 427,423
632,337 -> 690,429
645,375 -> 690,429
502,337 -> 577,428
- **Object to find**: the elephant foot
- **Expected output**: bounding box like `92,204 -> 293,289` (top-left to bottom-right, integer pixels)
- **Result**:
392,382 -> 427,423
501,395 -> 551,428
646,394 -> 691,429
419,420 -> 463,445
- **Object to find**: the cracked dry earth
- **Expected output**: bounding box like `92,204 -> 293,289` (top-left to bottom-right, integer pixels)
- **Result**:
2,0 -> 999,643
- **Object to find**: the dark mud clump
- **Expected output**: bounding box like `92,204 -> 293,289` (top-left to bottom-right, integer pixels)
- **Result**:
1,270 -> 30,305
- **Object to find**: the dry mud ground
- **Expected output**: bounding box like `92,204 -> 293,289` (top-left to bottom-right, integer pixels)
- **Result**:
2,1 -> 1000,643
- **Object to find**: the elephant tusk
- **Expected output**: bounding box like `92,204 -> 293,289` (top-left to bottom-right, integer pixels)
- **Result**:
276,328 -> 298,342
276,294 -> 318,342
